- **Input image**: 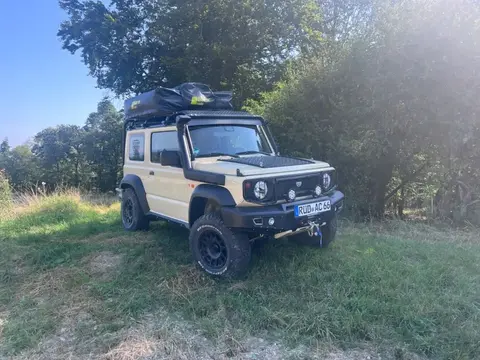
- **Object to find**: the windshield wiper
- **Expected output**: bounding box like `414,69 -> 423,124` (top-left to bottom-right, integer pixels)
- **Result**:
197,152 -> 239,158
235,150 -> 272,156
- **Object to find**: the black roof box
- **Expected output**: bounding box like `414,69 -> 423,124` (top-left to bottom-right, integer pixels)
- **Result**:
124,83 -> 233,120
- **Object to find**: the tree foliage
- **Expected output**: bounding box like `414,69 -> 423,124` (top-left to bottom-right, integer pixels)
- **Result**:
0,98 -> 123,193
0,169 -> 12,211
83,99 -> 123,192
246,0 -> 480,221
58,0 -> 323,103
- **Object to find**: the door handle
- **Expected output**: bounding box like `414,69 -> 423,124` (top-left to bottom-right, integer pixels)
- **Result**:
149,171 -> 154,175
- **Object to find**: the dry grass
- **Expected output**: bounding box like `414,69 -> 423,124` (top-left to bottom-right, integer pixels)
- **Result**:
0,312 -> 6,339
18,267 -> 82,300
101,314 -> 209,360
102,335 -> 156,360
85,251 -> 123,280
162,266 -> 215,299
82,233 -> 151,245
7,189 -> 118,221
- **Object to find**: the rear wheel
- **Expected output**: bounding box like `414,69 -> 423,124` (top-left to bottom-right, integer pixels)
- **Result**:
121,188 -> 150,231
189,213 -> 251,278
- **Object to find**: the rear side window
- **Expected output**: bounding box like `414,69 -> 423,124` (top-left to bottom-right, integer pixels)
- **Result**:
129,134 -> 145,161
151,131 -> 179,163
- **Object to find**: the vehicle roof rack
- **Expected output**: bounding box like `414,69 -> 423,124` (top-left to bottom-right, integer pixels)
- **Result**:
124,110 -> 264,131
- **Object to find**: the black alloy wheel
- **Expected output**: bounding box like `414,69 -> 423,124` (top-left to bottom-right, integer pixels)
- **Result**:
198,231 -> 228,270
123,198 -> 134,227
189,213 -> 251,278
121,188 -> 149,231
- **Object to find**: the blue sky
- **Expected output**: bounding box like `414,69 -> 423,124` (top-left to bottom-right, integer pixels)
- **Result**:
0,1 -> 119,147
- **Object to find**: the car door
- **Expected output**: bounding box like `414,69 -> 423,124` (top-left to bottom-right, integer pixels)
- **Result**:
144,129 -> 191,224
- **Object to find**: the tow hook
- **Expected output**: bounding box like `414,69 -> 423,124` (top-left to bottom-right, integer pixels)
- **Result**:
307,221 -> 322,237
307,221 -> 326,246
273,222 -> 327,240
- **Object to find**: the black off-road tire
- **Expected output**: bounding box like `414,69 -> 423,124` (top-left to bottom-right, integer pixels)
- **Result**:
189,213 -> 251,278
121,188 -> 150,231
290,215 -> 337,248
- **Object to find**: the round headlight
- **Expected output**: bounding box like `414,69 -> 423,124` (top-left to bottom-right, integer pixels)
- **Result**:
254,181 -> 268,200
314,185 -> 322,196
288,189 -> 296,201
323,173 -> 331,189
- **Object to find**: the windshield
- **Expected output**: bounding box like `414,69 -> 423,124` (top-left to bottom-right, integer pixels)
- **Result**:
188,124 -> 273,158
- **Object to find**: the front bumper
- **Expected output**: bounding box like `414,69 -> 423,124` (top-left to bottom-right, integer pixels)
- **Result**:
221,190 -> 344,232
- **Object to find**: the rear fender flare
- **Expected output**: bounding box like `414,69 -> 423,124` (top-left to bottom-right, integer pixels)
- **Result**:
120,174 -> 150,215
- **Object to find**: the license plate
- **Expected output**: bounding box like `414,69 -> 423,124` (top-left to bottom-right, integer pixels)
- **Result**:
294,200 -> 331,217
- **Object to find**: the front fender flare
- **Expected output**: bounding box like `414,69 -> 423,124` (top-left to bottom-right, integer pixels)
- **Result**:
189,184 -> 236,225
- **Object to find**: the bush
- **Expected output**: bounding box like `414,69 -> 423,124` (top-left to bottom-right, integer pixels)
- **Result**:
245,0 -> 480,220
0,169 -> 13,216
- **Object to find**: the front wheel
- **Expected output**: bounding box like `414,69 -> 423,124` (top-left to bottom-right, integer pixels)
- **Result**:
290,215 -> 337,248
189,213 -> 251,278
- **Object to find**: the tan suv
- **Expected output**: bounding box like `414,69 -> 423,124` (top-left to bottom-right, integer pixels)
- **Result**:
119,84 -> 344,278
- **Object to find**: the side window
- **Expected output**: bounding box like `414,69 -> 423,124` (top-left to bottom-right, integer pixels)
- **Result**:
151,131 -> 179,163
129,134 -> 145,161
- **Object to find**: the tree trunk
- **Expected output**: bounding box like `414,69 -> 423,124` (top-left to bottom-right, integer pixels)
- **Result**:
398,186 -> 405,219
372,149 -> 396,218
74,160 -> 80,188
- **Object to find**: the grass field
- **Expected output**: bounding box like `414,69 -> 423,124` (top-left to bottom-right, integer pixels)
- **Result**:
0,192 -> 479,359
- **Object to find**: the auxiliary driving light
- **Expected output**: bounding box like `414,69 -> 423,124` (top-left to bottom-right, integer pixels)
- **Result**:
323,173 -> 331,189
315,185 -> 322,196
268,217 -> 275,226
288,189 -> 296,201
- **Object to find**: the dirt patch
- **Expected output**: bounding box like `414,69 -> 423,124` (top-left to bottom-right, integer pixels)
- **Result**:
9,309 -> 98,360
86,251 -> 123,280
6,266 -> 102,360
99,312 -> 217,360
7,307 -> 425,360
96,312 -> 423,360
320,348 -> 424,360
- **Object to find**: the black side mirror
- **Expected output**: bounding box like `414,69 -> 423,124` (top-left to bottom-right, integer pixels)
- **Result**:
160,150 -> 182,167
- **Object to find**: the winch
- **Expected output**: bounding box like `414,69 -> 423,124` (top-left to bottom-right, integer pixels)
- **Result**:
273,221 -> 326,240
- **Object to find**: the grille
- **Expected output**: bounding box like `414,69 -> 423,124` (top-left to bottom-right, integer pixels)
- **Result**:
275,173 -> 322,201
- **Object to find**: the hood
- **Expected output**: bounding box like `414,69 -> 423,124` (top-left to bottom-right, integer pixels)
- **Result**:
192,155 -> 332,177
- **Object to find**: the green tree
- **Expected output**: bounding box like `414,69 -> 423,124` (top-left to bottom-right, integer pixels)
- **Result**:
247,0 -> 480,219
58,0 -> 323,103
0,169 -> 12,212
83,98 -> 123,192
0,138 -> 10,154
7,145 -> 40,189
32,125 -> 87,188
0,141 -> 41,190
